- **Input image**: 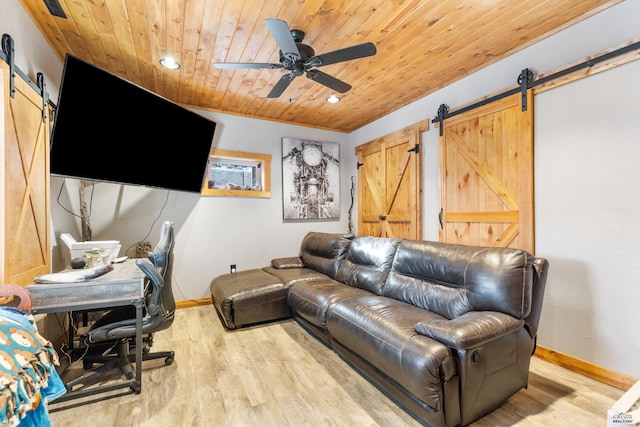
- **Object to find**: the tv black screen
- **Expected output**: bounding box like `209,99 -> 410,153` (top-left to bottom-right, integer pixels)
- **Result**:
50,54 -> 217,193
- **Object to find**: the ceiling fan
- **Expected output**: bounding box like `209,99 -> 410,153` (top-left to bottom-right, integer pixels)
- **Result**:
214,18 -> 377,99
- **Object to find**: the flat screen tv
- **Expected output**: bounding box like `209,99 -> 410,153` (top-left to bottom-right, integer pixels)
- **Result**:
50,54 -> 217,193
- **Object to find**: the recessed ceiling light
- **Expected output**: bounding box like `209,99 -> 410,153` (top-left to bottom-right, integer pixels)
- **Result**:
326,94 -> 340,103
160,56 -> 180,69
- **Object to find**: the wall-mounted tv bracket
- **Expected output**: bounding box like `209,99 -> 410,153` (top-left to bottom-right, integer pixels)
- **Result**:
1,34 -> 16,98
37,72 -> 48,122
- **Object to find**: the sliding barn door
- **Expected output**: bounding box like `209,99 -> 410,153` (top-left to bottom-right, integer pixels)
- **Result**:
355,121 -> 427,239
1,62 -> 52,285
439,91 -> 534,253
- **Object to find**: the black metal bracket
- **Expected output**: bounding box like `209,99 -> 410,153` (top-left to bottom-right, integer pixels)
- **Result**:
2,34 -> 15,98
431,41 -> 640,133
37,72 -> 48,122
356,162 -> 364,169
435,104 -> 449,136
518,68 -> 534,112
407,143 -> 419,154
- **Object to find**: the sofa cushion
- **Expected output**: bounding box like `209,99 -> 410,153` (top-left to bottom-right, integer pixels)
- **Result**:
326,295 -> 456,410
262,266 -> 329,286
335,236 -> 401,295
383,240 -> 534,320
287,280 -> 371,329
299,232 -> 352,278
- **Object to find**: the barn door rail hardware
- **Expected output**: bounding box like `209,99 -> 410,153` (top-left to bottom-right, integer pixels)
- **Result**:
1,33 -> 56,112
432,40 -> 640,136
1,34 -> 15,97
37,72 -> 48,122
433,68 -> 532,136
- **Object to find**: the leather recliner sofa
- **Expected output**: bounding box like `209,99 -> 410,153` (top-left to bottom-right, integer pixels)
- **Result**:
210,232 -> 549,426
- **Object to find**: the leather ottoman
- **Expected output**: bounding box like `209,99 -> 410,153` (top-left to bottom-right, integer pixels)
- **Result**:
210,268 -> 291,329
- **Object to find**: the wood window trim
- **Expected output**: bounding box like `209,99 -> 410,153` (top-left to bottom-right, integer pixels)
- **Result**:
201,149 -> 271,198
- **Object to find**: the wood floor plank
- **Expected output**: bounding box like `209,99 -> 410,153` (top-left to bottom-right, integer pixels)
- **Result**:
48,305 -> 624,426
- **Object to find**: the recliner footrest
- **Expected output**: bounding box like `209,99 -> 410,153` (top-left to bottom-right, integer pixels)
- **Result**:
210,269 -> 291,329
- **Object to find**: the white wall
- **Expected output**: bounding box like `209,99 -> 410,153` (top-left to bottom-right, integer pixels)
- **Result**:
348,1 -> 640,379
3,0 -> 640,379
535,60 -> 640,378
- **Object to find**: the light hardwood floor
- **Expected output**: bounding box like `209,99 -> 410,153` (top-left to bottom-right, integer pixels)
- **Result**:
48,305 -> 624,426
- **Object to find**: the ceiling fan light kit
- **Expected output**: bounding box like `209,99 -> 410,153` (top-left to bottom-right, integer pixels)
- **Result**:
214,18 -> 377,99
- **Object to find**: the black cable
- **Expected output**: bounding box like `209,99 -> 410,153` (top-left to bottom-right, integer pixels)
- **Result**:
124,190 -> 170,257
55,179 -> 94,219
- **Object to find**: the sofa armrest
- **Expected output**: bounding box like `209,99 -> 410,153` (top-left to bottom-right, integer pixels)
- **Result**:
414,312 -> 523,350
271,257 -> 304,269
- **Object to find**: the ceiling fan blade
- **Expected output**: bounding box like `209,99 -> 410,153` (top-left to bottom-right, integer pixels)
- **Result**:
307,42 -> 377,68
265,18 -> 300,61
214,62 -> 283,69
267,73 -> 295,98
306,70 -> 351,93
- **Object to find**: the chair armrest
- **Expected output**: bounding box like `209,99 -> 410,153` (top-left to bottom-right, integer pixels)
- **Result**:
271,257 -> 304,269
136,259 -> 164,316
414,312 -> 523,350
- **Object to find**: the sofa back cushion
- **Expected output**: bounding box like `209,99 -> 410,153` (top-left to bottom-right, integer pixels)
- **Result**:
299,232 -> 352,278
383,240 -> 534,320
335,236 -> 401,295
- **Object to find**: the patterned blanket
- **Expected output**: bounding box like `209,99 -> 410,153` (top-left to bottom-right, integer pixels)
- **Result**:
0,307 -> 65,426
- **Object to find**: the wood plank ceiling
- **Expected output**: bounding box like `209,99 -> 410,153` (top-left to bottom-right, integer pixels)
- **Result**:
18,0 -> 621,133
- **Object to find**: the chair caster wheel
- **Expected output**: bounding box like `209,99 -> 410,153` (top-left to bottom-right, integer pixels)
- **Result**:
164,356 -> 173,365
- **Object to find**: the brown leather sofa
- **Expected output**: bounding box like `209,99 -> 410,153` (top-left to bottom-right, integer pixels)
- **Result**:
210,232 -> 549,427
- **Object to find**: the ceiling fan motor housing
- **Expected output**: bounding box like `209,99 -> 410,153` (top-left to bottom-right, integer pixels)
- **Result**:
290,29 -> 305,43
279,43 -> 315,65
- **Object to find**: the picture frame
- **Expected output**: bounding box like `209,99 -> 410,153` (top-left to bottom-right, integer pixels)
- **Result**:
281,137 -> 340,221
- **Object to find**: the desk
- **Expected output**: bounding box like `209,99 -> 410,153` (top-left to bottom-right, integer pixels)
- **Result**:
26,259 -> 146,406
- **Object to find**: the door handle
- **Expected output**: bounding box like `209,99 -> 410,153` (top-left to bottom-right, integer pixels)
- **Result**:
438,208 -> 443,229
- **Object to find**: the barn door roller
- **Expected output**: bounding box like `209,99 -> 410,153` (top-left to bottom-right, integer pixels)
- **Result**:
37,72 -> 48,122
1,34 -> 15,98
518,68 -> 534,112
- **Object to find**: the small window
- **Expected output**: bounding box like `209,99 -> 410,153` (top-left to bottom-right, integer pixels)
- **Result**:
201,149 -> 271,198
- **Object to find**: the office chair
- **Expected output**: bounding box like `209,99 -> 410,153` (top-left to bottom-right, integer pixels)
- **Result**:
67,220 -> 176,392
